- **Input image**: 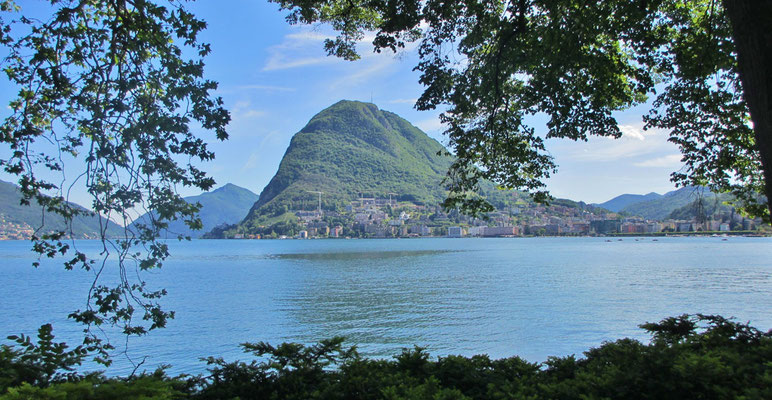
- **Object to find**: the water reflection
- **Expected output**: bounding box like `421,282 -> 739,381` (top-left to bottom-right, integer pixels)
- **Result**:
273,249 -> 459,261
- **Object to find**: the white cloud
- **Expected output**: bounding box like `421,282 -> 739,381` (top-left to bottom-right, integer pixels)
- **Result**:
241,152 -> 261,171
236,84 -> 297,92
389,98 -> 418,104
241,130 -> 287,172
415,116 -> 445,133
262,26 -> 418,73
264,55 -> 336,71
286,31 -> 334,42
262,28 -> 339,71
328,56 -> 397,89
619,124 -> 646,140
230,101 -> 266,120
559,123 -> 672,162
633,154 -> 683,168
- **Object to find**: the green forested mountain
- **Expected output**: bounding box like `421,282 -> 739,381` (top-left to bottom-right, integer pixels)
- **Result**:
0,180 -> 123,239
130,183 -> 258,239
595,192 -> 663,212
620,186 -> 721,220
667,193 -> 735,221
239,100 -> 459,228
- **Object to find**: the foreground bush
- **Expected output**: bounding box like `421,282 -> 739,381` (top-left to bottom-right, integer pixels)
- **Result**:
2,315 -> 770,399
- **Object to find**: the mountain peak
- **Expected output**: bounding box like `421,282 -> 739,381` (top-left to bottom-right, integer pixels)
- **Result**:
239,100 -> 453,226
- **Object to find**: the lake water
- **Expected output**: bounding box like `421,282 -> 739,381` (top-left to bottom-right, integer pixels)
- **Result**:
1,236 -> 771,376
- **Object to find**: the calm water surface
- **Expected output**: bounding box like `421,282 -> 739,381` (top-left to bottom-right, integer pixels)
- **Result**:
1,236 -> 771,375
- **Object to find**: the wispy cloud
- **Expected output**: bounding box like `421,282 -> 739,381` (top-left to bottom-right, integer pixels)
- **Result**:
634,154 -> 683,168
286,31 -> 333,42
415,116 -> 445,133
263,28 -> 339,71
230,100 -> 266,121
328,56 -> 397,89
619,124 -> 658,141
389,98 -> 418,104
236,84 -> 297,92
561,123 -> 672,162
264,55 -> 336,71
241,130 -> 286,172
241,152 -> 261,171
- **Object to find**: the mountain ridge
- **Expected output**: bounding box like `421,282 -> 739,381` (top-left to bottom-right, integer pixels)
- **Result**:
0,179 -> 123,239
618,186 -> 721,220
594,192 -> 663,212
130,183 -> 258,239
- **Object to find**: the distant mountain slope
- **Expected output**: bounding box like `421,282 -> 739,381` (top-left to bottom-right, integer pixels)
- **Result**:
620,186 -> 719,220
667,192 -> 735,220
130,183 -> 258,239
240,100 -> 456,226
0,179 -> 123,239
595,192 -> 663,212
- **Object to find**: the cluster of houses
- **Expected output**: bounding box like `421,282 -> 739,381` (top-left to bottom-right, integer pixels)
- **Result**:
0,215 -> 34,240
258,196 -> 763,239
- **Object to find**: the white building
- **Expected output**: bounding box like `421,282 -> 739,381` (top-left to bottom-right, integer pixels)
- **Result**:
448,226 -> 464,238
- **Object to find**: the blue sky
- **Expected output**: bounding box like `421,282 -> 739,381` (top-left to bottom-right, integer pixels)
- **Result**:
2,0 -> 686,206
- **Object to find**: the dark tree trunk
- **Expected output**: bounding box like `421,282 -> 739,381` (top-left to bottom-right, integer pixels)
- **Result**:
723,0 -> 772,221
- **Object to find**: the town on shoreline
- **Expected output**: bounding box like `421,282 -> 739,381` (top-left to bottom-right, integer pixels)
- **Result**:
219,195 -> 768,240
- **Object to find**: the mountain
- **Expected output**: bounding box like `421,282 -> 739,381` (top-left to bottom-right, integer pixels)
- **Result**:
240,100 -> 458,226
620,186 -> 720,220
666,192 -> 735,220
0,179 -> 123,239
595,192 -> 663,212
131,183 -> 258,239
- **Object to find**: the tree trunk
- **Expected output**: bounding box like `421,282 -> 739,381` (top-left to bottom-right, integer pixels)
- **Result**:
722,0 -> 772,222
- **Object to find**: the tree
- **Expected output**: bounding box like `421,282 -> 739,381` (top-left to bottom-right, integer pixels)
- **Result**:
270,0 -> 771,222
0,0 -> 229,363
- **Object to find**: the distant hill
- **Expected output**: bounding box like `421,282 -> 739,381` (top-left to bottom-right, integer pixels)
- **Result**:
620,186 -> 720,220
667,192 -> 735,221
0,179 -> 123,239
131,183 -> 258,239
239,100 -> 460,227
595,192 -> 663,212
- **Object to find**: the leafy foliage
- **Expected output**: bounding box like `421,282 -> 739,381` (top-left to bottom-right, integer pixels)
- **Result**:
1,325 -> 189,399
2,316 -> 770,399
0,0 -> 229,359
270,0 -> 770,221
192,314 -> 772,400
1,324 -> 91,390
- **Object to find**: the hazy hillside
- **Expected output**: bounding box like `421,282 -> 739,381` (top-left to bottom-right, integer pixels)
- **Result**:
595,192 -> 663,212
620,186 -> 719,220
131,183 -> 258,239
0,180 -> 123,239
667,193 -> 735,221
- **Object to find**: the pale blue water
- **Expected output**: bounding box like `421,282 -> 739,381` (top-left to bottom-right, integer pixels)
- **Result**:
1,237 -> 771,376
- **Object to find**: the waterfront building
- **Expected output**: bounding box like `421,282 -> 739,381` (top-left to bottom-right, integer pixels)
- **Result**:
448,226 -> 464,238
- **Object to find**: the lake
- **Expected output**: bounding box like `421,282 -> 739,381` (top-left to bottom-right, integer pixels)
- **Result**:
1,236 -> 771,376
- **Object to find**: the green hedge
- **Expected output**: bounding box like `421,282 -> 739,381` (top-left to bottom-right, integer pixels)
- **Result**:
2,315 -> 770,399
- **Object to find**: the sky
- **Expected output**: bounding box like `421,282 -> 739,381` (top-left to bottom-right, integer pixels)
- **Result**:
2,0 -> 686,207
